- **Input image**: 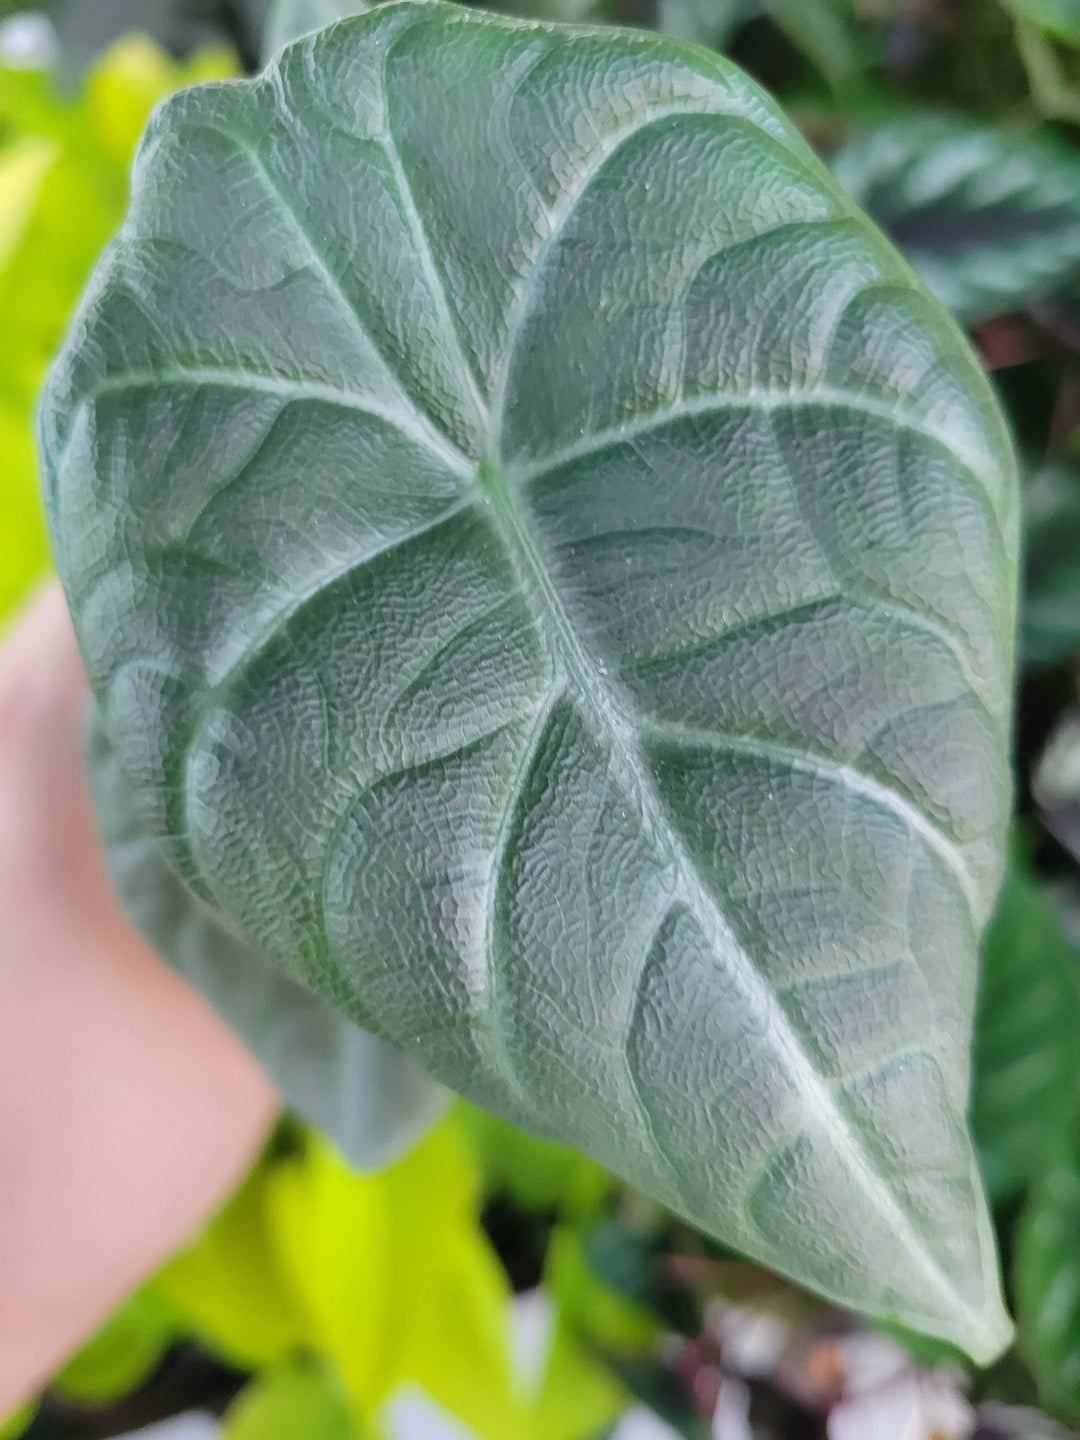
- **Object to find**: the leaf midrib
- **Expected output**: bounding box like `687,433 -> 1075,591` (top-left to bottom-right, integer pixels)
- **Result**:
478,457 -> 991,1334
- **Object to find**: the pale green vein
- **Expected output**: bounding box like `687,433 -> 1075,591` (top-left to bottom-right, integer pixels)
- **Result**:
510,385 -> 1005,535
201,120 -> 478,478
84,365 -> 474,479
478,461 -> 998,1346
640,714 -> 980,922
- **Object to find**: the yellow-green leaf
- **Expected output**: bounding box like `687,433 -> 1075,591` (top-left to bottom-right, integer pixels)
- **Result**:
0,1402 -> 35,1440
152,1154 -> 308,1370
0,36 -> 234,618
53,1286 -> 174,1405
223,1359 -> 356,1440
266,1120 -> 523,1437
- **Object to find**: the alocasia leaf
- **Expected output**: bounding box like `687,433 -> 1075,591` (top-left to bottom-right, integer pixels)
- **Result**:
832,116 -> 1080,323
88,712 -> 448,1170
39,2 -> 1018,1357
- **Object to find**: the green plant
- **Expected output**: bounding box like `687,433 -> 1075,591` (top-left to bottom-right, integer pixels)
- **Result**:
17,0 -> 1080,1436
41,0 -> 1017,1363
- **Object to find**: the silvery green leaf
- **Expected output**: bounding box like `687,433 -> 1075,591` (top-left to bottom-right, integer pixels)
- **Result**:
87,710 -> 447,1170
41,2 -> 1018,1357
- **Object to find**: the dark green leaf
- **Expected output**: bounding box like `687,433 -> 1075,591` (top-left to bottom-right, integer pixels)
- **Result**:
832,116 -> 1080,323
972,842 -> 1080,1203
1015,20 -> 1080,124
42,1 -> 1018,1358
1023,464 -> 1080,666
657,0 -> 742,48
87,712 -> 448,1169
1002,0 -> 1080,48
760,0 -> 864,91
1016,1128 -> 1080,1419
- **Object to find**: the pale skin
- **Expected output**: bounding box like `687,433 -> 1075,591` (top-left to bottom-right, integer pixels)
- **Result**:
0,581 -> 279,1415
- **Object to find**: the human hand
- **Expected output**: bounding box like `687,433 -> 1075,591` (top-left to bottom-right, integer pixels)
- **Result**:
0,581 -> 279,1414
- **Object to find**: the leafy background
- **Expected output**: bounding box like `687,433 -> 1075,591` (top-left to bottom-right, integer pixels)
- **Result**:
6,0 -> 1080,1436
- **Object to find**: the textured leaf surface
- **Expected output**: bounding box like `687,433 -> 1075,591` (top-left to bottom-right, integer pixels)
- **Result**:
832,116 -> 1080,323
88,711 -> 447,1170
40,2 -> 1018,1357
972,842 -> 1080,1203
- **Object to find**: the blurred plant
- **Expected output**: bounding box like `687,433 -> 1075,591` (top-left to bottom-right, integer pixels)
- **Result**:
0,30 -> 232,620
13,1 -> 1080,1437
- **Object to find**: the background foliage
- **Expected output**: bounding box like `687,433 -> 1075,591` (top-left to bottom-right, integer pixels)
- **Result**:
8,0 -> 1080,1435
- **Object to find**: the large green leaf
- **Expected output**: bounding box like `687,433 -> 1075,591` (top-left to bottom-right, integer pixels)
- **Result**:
40,1 -> 1018,1358
832,116 -> 1080,323
88,712 -> 447,1169
972,841 -> 1080,1204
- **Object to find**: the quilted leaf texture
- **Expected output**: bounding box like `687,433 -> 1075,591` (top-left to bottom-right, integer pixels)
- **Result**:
86,711 -> 448,1170
39,2 -> 1018,1357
